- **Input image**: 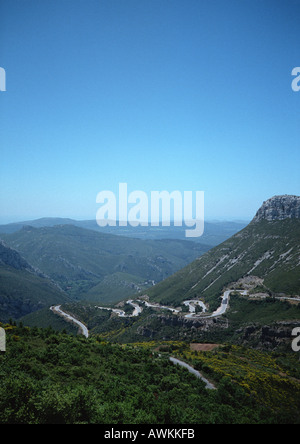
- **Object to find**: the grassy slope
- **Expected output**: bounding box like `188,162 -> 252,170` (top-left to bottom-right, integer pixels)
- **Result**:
146,219 -> 300,307
1,225 -> 209,301
0,266 -> 68,322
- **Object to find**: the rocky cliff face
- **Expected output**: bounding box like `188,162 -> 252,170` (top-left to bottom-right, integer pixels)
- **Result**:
252,195 -> 300,222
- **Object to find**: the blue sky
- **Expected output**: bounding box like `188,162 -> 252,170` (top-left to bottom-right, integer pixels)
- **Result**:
0,0 -> 299,223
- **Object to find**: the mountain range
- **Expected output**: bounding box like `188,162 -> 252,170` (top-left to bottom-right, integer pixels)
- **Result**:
1,195 -> 299,339
2,196 -> 300,426
48,195 -> 299,347
147,195 -> 300,308
0,217 -> 248,245
0,223 -> 211,320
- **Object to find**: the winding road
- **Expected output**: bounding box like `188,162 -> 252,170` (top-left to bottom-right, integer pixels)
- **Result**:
95,289 -> 248,320
49,304 -> 216,389
49,289 -> 300,392
51,289 -> 247,333
169,357 -> 216,390
51,289 -> 299,339
50,305 -> 89,338
50,289 -> 249,340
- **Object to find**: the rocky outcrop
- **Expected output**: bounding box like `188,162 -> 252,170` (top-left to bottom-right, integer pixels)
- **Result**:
136,314 -> 228,340
252,195 -> 300,222
236,321 -> 300,351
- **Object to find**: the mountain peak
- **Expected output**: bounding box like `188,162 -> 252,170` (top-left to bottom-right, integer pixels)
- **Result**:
252,195 -> 300,222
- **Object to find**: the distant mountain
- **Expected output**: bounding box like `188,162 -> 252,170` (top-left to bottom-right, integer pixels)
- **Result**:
0,218 -> 76,234
0,224 -> 210,302
146,195 -> 300,307
0,241 -> 68,321
0,217 -> 248,246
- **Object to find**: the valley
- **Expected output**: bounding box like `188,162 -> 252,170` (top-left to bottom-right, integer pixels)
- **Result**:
1,195 -> 300,424
1,197 -> 300,348
0,224 -> 211,303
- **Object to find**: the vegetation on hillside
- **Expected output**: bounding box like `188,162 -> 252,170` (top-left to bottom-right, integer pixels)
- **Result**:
146,219 -> 300,307
0,224 -> 209,305
0,323 -> 299,424
0,267 -> 68,322
40,296 -> 300,350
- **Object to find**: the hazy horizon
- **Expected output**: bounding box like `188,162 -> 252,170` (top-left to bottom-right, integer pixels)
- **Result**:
0,214 -> 251,225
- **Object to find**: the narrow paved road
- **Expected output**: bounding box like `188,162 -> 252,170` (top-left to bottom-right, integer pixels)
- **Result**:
169,357 -> 216,390
50,305 -> 89,338
50,289 -> 251,339
205,289 -> 248,318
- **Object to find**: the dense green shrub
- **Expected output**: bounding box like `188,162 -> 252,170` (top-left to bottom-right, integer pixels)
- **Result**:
0,325 -> 299,424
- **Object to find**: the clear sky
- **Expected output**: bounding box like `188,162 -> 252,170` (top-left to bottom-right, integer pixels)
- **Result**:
0,0 -> 299,223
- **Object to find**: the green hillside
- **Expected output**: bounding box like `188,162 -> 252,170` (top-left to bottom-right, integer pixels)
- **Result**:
146,219 -> 300,308
0,243 -> 68,322
82,272 -> 151,303
1,323 -> 299,424
0,225 -> 209,302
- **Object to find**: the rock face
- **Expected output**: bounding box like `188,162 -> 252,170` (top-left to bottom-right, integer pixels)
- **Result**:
252,195 -> 300,222
237,321 -> 300,351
